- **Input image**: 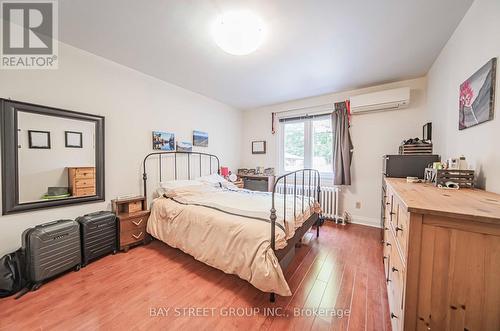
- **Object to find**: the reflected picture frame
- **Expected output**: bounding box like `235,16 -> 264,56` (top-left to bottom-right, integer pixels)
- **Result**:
28,130 -> 51,149
65,131 -> 83,148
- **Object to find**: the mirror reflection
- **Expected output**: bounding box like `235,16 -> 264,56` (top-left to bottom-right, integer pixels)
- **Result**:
17,111 -> 96,203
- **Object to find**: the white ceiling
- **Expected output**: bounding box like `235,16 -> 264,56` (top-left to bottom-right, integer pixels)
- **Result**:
59,0 -> 473,109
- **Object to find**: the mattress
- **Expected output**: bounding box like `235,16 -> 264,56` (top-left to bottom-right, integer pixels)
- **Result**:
147,182 -> 318,296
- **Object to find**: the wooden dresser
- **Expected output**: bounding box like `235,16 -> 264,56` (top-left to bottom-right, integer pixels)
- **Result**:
112,196 -> 150,252
68,167 -> 96,197
383,178 -> 500,331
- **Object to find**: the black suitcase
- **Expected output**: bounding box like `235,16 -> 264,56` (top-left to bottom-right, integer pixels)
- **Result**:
76,211 -> 117,266
22,220 -> 81,290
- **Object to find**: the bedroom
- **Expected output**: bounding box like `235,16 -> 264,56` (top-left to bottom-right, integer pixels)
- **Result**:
0,0 -> 499,330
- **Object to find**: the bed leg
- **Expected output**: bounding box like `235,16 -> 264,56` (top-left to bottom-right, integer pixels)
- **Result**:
270,293 -> 275,303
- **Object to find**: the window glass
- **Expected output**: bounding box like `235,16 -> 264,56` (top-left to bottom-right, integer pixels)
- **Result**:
312,118 -> 333,173
284,122 -> 304,171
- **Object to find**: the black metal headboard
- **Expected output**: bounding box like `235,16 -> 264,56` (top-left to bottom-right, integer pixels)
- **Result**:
142,151 -> 220,204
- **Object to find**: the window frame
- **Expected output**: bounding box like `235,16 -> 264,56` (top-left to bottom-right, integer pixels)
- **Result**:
277,114 -> 333,180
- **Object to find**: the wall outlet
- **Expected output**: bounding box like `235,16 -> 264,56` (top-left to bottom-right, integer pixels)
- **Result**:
355,201 -> 361,209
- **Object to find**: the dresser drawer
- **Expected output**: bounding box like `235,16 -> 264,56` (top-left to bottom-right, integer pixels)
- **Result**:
74,187 -> 96,196
74,178 -> 95,188
120,215 -> 147,232
395,205 -> 409,259
120,228 -> 145,247
388,244 -> 406,331
75,168 -> 95,179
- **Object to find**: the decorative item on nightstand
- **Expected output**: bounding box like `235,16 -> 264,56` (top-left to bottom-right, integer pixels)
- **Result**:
112,196 -> 151,252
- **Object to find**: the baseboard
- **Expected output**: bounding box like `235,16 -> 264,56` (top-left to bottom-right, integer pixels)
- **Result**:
348,215 -> 380,228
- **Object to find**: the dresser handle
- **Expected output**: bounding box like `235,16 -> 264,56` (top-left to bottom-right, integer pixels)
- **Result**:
392,266 -> 399,272
386,242 -> 391,247
386,202 -> 390,205
390,212 -> 395,215
132,219 -> 143,226
391,312 -> 398,319
395,226 -> 403,232
132,232 -> 143,239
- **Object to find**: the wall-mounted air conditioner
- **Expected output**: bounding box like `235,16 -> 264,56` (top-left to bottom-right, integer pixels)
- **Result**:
350,87 -> 410,114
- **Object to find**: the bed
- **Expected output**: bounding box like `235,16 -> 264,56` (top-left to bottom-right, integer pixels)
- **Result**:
142,151 -> 322,301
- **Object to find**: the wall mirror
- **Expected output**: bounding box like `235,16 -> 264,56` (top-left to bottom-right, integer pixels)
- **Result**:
1,99 -> 105,215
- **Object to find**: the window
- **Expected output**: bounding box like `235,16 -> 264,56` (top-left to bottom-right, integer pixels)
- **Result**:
279,114 -> 333,176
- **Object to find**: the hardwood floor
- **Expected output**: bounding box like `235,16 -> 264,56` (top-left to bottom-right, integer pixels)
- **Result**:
0,222 -> 391,331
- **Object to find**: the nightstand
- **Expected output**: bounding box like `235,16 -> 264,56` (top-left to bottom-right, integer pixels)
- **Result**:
112,196 -> 150,252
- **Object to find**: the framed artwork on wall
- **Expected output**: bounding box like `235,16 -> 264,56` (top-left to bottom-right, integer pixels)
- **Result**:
28,130 -> 51,149
193,130 -> 208,147
152,131 -> 175,151
65,131 -> 83,148
176,141 -> 193,152
252,140 -> 266,154
459,58 -> 496,130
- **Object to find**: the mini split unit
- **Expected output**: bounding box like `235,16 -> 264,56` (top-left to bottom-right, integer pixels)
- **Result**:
350,87 -> 410,114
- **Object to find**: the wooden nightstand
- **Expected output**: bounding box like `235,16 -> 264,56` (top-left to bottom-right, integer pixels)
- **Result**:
112,196 -> 150,252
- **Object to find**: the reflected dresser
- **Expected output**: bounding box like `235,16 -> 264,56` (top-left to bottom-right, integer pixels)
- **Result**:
68,166 -> 96,197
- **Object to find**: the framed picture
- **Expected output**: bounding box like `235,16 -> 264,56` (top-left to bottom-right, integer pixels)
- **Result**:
28,130 -> 51,149
193,130 -> 208,147
459,58 -> 497,130
176,141 -> 193,152
65,131 -> 83,148
252,140 -> 266,154
152,131 -> 175,151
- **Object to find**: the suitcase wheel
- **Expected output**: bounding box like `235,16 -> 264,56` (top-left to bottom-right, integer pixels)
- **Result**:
31,283 -> 42,291
74,264 -> 81,272
112,249 -> 117,255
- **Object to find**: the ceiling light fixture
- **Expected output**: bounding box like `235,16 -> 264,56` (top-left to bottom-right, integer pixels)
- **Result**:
212,10 -> 266,56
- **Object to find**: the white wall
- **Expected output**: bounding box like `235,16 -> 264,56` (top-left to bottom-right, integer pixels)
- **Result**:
427,0 -> 500,193
0,42 -> 242,255
241,77 -> 428,227
18,112 -> 96,202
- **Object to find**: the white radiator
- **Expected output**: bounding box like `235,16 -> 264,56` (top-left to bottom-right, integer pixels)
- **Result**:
275,184 -> 340,220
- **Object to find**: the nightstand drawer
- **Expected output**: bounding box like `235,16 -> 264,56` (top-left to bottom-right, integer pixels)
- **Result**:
120,229 -> 145,246
74,187 -> 96,196
75,168 -> 95,179
120,215 -> 147,232
75,178 -> 95,188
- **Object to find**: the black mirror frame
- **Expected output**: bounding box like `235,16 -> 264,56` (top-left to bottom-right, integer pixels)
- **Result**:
1,99 -> 105,215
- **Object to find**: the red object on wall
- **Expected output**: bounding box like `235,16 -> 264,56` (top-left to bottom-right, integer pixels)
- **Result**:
346,99 -> 351,125
220,167 -> 229,177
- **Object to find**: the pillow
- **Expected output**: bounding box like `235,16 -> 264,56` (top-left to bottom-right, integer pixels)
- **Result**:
196,173 -> 229,186
159,179 -> 203,190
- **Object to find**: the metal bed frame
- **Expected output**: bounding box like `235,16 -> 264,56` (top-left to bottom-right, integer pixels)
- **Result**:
142,151 -> 321,302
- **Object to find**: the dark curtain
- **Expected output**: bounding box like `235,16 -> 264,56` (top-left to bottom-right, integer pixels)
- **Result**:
332,101 -> 353,185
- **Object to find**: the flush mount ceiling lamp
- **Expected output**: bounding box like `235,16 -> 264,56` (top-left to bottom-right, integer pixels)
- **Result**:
212,10 -> 266,56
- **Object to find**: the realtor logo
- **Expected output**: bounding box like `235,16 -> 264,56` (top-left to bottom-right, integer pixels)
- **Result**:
1,1 -> 58,69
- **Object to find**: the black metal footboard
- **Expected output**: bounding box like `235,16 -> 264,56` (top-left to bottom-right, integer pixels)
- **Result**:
269,169 -> 321,302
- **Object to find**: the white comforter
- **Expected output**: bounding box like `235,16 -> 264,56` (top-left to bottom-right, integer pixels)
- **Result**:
147,183 -> 319,296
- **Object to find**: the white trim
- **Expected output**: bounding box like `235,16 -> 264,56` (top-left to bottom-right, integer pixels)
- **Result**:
348,215 -> 380,228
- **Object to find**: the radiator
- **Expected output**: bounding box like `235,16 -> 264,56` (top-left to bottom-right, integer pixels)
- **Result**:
274,184 -> 340,220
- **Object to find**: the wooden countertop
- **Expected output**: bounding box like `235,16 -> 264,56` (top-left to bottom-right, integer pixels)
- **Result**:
385,177 -> 500,224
